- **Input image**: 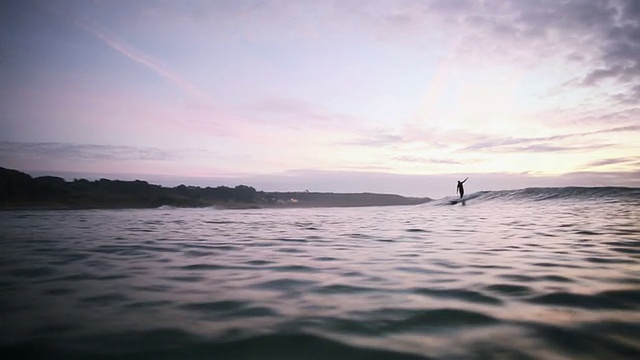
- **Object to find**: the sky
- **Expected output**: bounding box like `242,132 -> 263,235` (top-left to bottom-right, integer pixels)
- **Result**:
1,0 -> 639,198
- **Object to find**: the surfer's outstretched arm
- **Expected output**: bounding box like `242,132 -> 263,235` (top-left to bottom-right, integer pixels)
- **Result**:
462,177 -> 468,184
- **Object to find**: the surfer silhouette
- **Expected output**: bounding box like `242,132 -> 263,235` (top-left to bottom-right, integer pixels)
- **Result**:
456,177 -> 468,199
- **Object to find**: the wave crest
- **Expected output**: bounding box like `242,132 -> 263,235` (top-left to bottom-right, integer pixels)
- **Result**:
433,186 -> 640,205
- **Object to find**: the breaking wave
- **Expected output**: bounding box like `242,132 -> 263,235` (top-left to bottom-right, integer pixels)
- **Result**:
433,186 -> 640,205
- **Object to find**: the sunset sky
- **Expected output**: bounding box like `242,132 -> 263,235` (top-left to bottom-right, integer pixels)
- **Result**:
1,0 -> 639,197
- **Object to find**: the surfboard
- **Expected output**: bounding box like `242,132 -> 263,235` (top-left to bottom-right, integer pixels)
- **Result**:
449,195 -> 470,205
443,192 -> 482,205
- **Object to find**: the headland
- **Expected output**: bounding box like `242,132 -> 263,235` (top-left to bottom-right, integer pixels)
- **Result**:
0,167 -> 430,210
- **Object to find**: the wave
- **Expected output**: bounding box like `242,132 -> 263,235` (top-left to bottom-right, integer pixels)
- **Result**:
433,186 -> 640,205
1,332 -> 430,360
156,205 -> 225,210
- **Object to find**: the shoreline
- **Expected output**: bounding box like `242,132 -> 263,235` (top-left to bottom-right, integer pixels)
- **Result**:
1,167 -> 431,211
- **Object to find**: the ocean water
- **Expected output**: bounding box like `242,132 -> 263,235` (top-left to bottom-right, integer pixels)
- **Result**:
1,187 -> 639,359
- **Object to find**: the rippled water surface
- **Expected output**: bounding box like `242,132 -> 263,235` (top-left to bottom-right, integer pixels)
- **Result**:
1,193 -> 640,359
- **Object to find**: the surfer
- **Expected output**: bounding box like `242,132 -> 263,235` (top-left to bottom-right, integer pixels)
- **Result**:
456,177 -> 468,199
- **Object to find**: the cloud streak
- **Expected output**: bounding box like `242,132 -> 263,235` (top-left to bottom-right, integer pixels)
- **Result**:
463,125 -> 640,152
341,124 -> 640,153
49,7 -> 206,102
394,156 -> 461,165
584,157 -> 639,168
0,141 -> 215,162
40,1 -> 260,140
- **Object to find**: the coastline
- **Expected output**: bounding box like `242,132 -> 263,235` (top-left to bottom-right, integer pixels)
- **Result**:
0,167 -> 431,210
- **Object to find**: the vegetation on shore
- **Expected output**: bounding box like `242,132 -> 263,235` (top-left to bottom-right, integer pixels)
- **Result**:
0,167 -> 430,209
